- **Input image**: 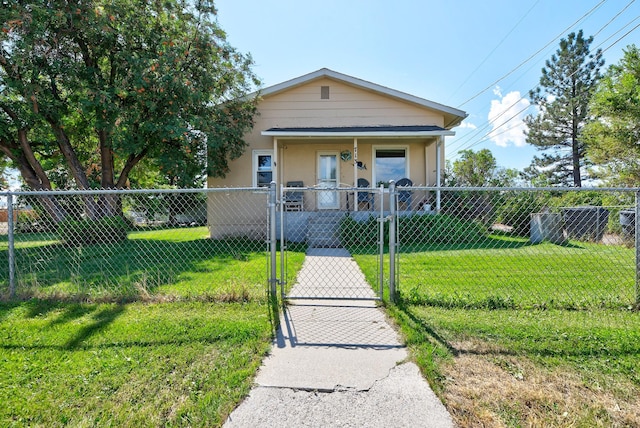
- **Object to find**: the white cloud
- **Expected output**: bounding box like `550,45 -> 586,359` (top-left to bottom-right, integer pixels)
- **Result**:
487,89 -> 531,148
458,120 -> 477,130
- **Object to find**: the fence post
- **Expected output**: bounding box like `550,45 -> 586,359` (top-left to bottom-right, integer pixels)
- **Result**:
378,185 -> 384,299
388,181 -> 396,303
269,182 -> 278,300
7,192 -> 16,298
279,184 -> 285,301
634,191 -> 640,306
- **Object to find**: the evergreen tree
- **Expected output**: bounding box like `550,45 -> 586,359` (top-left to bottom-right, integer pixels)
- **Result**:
524,30 -> 603,187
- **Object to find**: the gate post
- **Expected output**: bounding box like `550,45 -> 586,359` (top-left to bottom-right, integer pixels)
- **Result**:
389,181 -> 397,303
269,182 -> 278,300
7,192 -> 16,298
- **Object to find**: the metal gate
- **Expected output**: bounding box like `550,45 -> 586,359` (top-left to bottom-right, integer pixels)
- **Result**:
271,184 -> 389,301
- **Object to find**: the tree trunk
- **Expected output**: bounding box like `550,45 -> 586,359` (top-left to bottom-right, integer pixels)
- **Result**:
571,106 -> 582,187
0,138 -> 66,223
97,128 -> 121,217
48,120 -> 102,219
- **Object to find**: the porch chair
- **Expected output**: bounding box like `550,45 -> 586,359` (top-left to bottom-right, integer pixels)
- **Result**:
396,178 -> 413,210
284,181 -> 304,211
357,178 -> 374,210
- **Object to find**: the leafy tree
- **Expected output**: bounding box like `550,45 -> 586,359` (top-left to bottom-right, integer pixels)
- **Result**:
444,148 -> 520,228
0,1 -> 258,219
0,156 -> 9,189
448,149 -> 518,187
584,45 -> 640,186
524,30 -> 603,187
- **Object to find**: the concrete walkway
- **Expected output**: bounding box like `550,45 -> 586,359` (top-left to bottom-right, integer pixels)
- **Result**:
224,248 -> 454,427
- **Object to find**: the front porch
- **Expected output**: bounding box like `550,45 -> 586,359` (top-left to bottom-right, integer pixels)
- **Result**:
262,126 -> 452,213
276,204 -> 435,246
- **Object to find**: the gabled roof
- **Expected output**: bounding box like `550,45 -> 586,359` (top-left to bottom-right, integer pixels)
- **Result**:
256,68 -> 467,129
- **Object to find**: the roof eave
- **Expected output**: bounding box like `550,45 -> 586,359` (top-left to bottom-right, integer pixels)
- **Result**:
261,130 -> 456,138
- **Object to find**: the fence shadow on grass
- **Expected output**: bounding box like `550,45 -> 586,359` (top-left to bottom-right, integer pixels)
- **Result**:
0,234 -> 268,301
63,304 -> 126,349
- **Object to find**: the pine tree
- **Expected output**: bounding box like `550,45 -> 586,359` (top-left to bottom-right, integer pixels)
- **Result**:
524,30 -> 603,187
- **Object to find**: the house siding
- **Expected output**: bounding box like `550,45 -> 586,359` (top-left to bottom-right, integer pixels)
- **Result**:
208,77 -> 447,189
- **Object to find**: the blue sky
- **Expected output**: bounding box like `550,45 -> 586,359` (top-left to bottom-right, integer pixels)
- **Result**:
214,0 -> 640,172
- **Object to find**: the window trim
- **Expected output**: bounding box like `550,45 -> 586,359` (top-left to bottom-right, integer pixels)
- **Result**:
371,145 -> 410,187
252,149 -> 274,187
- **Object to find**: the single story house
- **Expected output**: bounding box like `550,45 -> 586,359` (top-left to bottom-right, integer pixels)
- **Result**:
207,68 -> 467,238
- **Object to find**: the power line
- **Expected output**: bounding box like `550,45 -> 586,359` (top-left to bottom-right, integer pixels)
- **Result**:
456,0 -> 607,108
593,0 -> 635,37
446,0 -> 541,103
450,3 -> 640,158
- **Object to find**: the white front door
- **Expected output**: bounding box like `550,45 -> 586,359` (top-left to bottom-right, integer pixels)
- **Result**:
317,152 -> 339,209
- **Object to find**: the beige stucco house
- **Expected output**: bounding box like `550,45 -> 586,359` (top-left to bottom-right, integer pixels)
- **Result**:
207,68 -> 466,238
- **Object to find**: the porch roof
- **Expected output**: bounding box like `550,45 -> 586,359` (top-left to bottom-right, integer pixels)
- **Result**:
261,125 -> 455,138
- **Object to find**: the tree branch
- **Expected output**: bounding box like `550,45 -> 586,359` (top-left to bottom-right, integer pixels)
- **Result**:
116,148 -> 149,188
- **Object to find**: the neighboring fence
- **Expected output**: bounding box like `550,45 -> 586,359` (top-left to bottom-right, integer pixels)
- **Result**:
1,186 -> 639,309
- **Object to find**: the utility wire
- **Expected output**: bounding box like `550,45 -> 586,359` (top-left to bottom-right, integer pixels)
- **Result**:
450,3 -> 640,157
450,24 -> 635,156
593,0 -> 635,37
446,0 -> 541,103
456,0 -> 607,108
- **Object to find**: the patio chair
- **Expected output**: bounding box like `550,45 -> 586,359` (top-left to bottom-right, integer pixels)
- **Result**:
357,178 -> 374,210
396,178 -> 413,210
284,181 -> 304,211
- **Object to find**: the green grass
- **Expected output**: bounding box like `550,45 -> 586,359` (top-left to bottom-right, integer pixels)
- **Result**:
347,236 -> 640,426
1,226 -> 305,302
353,234 -> 636,309
389,304 -> 640,426
0,300 -> 273,427
0,228 -> 307,426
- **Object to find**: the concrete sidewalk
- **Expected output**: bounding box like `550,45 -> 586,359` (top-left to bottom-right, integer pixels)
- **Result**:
224,248 -> 454,427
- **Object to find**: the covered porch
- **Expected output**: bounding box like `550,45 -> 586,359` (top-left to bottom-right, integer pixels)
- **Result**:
262,125 -> 453,213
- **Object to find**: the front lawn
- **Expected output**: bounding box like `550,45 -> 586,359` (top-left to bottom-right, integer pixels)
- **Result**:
0,227 -> 307,426
0,301 -> 272,427
351,236 -> 640,426
2,226 -> 304,302
390,305 -> 640,427
355,235 -> 635,309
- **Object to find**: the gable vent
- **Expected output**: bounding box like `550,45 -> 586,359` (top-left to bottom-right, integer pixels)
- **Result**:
320,86 -> 330,99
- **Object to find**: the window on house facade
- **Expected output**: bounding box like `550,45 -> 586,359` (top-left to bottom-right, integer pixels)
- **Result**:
253,150 -> 273,187
373,148 -> 408,186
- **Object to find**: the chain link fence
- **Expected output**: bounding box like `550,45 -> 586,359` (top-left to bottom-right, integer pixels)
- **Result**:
0,188 -> 270,301
395,187 -> 639,310
1,186 -> 639,309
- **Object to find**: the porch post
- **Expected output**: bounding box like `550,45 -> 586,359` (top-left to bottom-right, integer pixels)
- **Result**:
435,136 -> 442,212
353,138 -> 358,212
425,141 -> 430,187
272,138 -> 279,187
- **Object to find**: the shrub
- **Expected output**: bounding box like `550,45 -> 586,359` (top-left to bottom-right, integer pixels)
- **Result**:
398,214 -> 487,245
496,192 -> 547,237
58,216 -> 129,246
340,213 -> 487,249
339,215 -> 382,249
